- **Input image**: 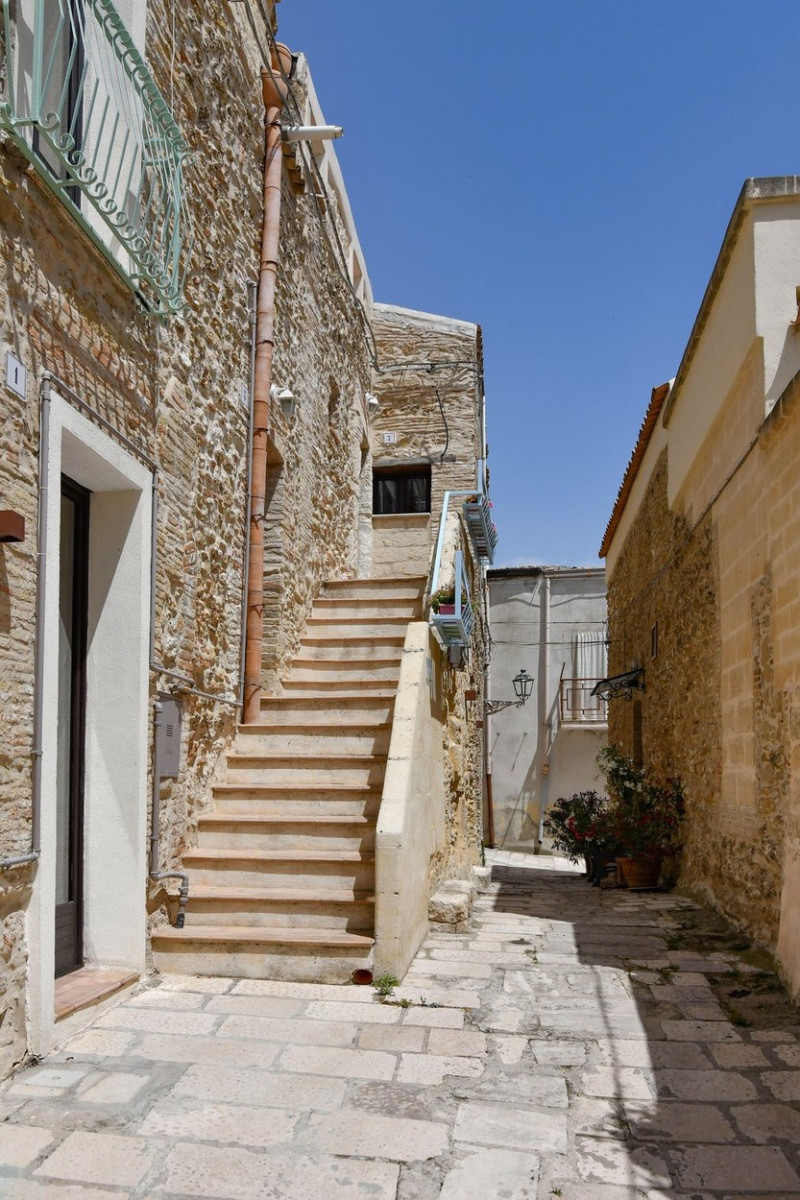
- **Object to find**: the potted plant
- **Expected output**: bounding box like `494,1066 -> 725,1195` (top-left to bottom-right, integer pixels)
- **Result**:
597,746 -> 685,888
543,790 -> 619,883
430,584 -> 456,615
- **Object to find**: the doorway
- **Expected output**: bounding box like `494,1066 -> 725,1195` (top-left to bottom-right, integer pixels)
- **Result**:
55,475 -> 90,977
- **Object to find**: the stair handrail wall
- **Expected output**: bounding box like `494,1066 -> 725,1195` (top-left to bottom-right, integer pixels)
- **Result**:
374,621 -> 446,979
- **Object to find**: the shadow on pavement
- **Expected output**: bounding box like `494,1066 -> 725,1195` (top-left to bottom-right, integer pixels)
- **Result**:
480,858 -> 800,1198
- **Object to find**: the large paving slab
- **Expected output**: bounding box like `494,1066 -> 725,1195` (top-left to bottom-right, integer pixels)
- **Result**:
3,850 -> 800,1198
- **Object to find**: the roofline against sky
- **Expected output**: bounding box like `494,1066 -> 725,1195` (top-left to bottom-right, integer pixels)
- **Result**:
598,175 -> 800,561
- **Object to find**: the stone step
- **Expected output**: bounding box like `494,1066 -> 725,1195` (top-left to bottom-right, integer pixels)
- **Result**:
257,695 -> 395,724
222,754 -> 386,788
183,848 -> 375,889
306,615 -> 412,634
181,886 -> 374,929
233,724 -> 391,757
280,679 -> 398,696
297,639 -> 404,662
311,597 -> 422,620
288,659 -> 401,684
196,813 -> 374,852
211,782 -> 382,818
151,926 -> 374,983
321,576 -> 425,601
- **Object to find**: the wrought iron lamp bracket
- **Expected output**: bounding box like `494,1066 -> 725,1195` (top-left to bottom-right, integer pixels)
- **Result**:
590,668 -> 645,703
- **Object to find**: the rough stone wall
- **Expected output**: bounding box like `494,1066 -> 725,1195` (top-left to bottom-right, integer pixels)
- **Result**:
607,410 -> 800,963
0,0 -> 369,1077
371,305 -> 488,882
261,56 -> 373,691
606,450 -> 724,904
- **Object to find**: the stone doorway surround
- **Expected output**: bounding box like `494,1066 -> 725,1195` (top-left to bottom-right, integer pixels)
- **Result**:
26,388 -> 151,1057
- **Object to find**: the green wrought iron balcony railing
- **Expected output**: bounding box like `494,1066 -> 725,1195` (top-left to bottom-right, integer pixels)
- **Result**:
1,0 -> 192,314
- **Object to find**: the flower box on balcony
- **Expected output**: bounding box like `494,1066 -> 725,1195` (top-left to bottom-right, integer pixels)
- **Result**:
463,494 -> 497,564
430,551 -> 474,649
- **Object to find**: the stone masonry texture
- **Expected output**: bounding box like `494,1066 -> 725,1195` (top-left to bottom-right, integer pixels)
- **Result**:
0,0 -> 374,1079
373,305 -> 489,883
607,369 -> 800,993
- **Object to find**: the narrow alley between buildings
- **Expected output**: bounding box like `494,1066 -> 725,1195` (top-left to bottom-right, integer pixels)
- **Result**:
2,853 -> 800,1199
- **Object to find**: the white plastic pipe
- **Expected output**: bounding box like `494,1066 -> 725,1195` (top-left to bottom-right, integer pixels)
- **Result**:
282,125 -> 343,141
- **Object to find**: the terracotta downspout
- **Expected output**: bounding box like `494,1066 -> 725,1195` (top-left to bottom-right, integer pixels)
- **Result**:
243,46 -> 292,724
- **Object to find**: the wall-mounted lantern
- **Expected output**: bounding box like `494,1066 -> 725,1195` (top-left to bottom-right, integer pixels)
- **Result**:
485,667 -> 534,715
270,384 -> 296,421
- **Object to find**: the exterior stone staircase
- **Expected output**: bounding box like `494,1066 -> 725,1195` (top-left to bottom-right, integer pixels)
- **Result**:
152,576 -> 425,982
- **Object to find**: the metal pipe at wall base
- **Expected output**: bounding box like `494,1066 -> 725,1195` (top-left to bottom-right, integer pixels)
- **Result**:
149,700 -> 189,927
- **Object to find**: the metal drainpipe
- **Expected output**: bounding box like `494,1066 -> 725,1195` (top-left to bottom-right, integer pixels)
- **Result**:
537,572 -> 551,847
238,279 -> 258,708
243,52 -> 291,724
0,375 -> 51,870
149,700 -> 189,927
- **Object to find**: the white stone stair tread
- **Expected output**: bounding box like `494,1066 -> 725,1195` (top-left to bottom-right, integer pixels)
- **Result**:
212,782 -> 382,793
152,925 -> 374,947
188,886 -> 374,903
184,848 -> 374,862
198,814 -> 370,826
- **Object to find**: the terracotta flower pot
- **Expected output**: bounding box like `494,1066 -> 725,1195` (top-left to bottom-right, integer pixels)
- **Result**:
621,855 -> 662,890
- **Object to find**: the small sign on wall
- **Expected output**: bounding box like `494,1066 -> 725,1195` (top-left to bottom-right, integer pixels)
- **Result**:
383,432 -> 397,445
5,353 -> 27,399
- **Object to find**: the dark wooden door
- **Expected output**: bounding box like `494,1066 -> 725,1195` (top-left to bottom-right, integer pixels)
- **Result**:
55,476 -> 90,977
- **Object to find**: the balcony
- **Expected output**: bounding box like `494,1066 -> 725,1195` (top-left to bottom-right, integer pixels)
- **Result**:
559,677 -> 607,725
1,0 -> 192,314
430,549 -> 474,650
462,493 -> 497,564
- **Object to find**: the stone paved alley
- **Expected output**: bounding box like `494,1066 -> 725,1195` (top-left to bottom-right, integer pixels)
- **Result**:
3,852 -> 800,1199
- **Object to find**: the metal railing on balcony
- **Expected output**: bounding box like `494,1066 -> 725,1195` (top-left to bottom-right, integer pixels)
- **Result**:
430,548 -> 474,648
559,677 -> 607,724
1,0 -> 192,314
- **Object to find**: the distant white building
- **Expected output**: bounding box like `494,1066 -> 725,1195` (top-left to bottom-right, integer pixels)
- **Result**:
487,567 -> 608,851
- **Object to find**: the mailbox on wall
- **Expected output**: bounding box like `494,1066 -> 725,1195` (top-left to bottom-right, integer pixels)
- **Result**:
157,694 -> 183,778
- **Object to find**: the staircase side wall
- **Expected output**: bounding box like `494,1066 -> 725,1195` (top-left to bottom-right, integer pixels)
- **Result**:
374,623 -> 446,977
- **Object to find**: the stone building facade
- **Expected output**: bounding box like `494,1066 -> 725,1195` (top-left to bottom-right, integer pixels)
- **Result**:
601,178 -> 800,996
0,1 -> 489,1078
487,566 -> 608,853
371,304 -> 489,885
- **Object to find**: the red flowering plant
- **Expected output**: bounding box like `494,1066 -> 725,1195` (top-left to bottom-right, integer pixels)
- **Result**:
543,790 -> 615,863
597,746 -> 685,859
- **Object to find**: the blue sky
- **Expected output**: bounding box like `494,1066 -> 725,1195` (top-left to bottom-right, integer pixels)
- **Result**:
279,2 -> 798,567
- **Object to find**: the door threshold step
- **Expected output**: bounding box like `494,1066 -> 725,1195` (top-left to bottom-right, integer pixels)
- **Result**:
152,925 -> 374,948
55,967 -> 140,1023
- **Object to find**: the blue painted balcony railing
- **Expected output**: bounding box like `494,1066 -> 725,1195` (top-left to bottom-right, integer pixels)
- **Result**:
430,549 -> 474,649
1,0 -> 192,314
463,492 -> 497,564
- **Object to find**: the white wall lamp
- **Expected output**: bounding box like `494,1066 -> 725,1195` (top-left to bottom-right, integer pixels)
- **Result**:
366,392 -> 379,414
270,384 -> 296,421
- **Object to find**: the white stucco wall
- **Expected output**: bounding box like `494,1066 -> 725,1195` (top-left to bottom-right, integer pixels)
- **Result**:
487,568 -> 607,852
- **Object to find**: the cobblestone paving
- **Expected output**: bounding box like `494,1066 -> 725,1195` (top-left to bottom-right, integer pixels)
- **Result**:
3,852 -> 800,1198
